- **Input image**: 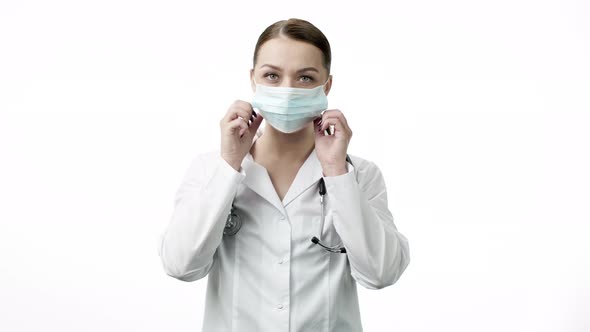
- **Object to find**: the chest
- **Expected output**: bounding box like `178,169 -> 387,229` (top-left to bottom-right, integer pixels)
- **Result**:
264,162 -> 302,202
212,182 -> 354,331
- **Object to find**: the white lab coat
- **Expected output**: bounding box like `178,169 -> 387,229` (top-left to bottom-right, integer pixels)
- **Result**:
158,126 -> 410,332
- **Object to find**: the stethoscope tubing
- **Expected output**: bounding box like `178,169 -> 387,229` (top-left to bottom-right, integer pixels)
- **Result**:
224,155 -> 354,254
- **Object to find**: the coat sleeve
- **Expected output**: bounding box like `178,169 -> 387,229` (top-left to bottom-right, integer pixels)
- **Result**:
323,159 -> 410,289
157,152 -> 246,282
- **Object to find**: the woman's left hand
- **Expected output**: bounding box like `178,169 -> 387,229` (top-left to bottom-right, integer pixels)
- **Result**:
314,109 -> 353,177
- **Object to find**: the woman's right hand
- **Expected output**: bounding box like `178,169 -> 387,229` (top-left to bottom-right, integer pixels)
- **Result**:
220,100 -> 263,171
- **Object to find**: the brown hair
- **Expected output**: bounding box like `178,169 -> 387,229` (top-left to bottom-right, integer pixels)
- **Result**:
253,18 -> 332,73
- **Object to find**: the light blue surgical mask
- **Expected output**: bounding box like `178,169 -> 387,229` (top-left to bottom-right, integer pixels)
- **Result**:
251,79 -> 329,133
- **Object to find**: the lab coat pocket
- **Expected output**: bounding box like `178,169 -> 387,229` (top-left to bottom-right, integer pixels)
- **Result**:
318,212 -> 343,249
295,213 -> 342,253
291,215 -> 318,251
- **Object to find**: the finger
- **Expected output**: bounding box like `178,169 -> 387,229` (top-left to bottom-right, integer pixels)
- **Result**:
319,117 -> 343,135
225,108 -> 253,124
322,109 -> 349,129
226,117 -> 249,135
314,117 -> 327,138
321,110 -> 351,135
313,117 -> 322,129
223,100 -> 254,122
315,116 -> 332,135
248,110 -> 264,132
233,100 -> 254,111
241,111 -> 264,139
239,127 -> 247,137
244,110 -> 260,127
321,109 -> 343,120
232,101 -> 255,119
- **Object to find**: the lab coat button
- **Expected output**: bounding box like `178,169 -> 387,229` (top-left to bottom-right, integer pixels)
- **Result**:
280,215 -> 286,221
277,304 -> 284,309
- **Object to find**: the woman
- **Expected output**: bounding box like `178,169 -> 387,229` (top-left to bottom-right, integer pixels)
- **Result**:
158,18 -> 410,331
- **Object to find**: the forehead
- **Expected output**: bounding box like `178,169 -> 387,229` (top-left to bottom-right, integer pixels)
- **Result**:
256,36 -> 325,71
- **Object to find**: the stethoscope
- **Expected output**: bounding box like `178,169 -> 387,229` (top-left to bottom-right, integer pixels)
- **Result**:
224,155 -> 354,254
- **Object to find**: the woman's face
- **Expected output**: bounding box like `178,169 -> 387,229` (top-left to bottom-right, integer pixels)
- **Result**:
250,36 -> 332,94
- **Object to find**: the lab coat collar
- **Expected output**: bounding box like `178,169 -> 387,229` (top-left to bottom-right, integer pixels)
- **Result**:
240,125 -> 324,216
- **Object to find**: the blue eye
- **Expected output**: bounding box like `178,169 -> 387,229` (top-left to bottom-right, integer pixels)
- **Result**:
300,76 -> 314,82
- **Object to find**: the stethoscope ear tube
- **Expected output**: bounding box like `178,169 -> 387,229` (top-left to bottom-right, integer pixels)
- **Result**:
313,155 -> 354,254
313,177 -> 347,254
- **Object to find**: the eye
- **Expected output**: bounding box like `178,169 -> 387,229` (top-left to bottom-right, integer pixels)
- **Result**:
299,75 -> 314,83
264,73 -> 279,81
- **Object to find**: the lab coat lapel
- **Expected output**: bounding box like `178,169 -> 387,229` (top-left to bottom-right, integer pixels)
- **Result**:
281,148 -> 323,207
241,156 -> 287,216
239,125 -> 323,212
239,126 -> 287,214
241,148 -> 323,213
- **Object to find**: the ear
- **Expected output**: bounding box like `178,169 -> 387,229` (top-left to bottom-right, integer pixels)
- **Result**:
324,75 -> 333,96
250,68 -> 256,92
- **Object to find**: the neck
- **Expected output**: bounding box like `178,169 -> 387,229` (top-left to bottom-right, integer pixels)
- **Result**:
253,123 -> 316,163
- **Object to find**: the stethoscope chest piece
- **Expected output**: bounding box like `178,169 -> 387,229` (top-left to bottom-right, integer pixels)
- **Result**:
224,205 -> 242,236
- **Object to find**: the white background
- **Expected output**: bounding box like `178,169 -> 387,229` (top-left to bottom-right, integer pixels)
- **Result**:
1,0 -> 589,331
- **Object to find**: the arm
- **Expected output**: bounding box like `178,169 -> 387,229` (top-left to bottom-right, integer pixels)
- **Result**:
157,152 -> 246,282
323,160 -> 410,289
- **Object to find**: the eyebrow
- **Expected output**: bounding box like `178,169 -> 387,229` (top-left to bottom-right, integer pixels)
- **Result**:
260,64 -> 319,73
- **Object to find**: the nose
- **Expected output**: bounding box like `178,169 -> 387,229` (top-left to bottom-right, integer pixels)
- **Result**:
279,79 -> 296,88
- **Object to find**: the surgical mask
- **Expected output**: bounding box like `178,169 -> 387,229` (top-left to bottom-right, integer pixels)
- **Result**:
251,80 -> 329,133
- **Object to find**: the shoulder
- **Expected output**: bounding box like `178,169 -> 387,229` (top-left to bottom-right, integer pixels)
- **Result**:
346,153 -> 388,187
347,153 -> 382,175
181,150 -> 224,178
